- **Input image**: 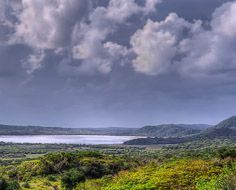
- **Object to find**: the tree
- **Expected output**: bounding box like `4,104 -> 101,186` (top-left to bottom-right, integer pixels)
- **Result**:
61,169 -> 85,190
0,179 -> 20,190
0,179 -> 7,190
5,180 -> 20,190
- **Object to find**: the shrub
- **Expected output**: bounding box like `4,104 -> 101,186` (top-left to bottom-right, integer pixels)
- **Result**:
47,175 -> 57,182
5,180 -> 20,190
43,181 -> 52,186
21,182 -> 30,188
61,169 -> 85,190
218,147 -> 236,159
0,178 -> 7,190
222,174 -> 236,190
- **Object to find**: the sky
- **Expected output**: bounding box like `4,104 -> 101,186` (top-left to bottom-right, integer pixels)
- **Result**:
0,0 -> 236,128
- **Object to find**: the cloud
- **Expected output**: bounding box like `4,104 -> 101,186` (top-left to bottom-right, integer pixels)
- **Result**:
22,50 -> 45,74
1,0 -> 161,75
13,0 -> 90,49
130,13 -> 199,75
0,0 -> 91,74
179,1 -> 236,76
72,0 -> 161,74
130,1 -> 236,77
1,0 -> 236,77
144,0 -> 162,13
0,0 -> 18,43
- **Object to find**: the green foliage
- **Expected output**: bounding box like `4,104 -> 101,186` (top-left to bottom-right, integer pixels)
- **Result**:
196,178 -> 221,190
119,160 -> 220,189
5,180 -> 20,190
61,169 -> 85,190
196,163 -> 236,190
0,179 -> 20,190
136,124 -> 204,138
0,150 -> 133,189
47,175 -> 57,182
81,159 -> 223,190
0,178 -> 7,190
21,182 -> 30,188
218,147 -> 236,159
1,142 -> 236,190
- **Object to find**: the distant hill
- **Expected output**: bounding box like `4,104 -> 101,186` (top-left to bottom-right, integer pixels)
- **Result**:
0,125 -> 137,136
201,116 -> 236,139
0,123 -> 210,137
134,124 -> 210,138
125,116 -> 236,145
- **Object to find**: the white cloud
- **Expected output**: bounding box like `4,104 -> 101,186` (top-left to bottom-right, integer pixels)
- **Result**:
14,0 -> 90,49
130,1 -> 236,77
2,0 -> 236,78
144,0 -> 162,14
3,0 -> 160,75
5,0 -> 90,74
72,0 -> 160,74
179,1 -> 236,76
130,13 -> 198,75
212,2 -> 236,37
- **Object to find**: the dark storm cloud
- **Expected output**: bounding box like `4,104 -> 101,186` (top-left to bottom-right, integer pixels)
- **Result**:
0,0 -> 236,128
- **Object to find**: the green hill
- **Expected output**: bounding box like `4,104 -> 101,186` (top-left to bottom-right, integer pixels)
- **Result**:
202,116 -> 236,139
125,116 -> 236,145
0,123 -> 210,137
135,124 -> 209,138
0,125 -> 137,136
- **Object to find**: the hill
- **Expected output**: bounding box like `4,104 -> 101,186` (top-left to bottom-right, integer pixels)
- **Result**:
135,124 -> 209,138
201,116 -> 236,139
0,123 -> 210,137
0,125 -> 137,136
125,116 -> 236,145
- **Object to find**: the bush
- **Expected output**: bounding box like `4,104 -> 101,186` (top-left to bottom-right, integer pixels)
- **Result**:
222,174 -> 236,190
47,175 -> 57,182
5,180 -> 20,190
0,179 -> 20,190
43,181 -> 52,186
218,147 -> 236,159
61,169 -> 85,190
0,178 -> 7,190
21,182 -> 30,188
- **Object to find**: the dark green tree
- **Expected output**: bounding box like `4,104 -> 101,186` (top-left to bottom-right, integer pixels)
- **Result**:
61,169 -> 85,190
5,180 -> 20,190
0,179 -> 7,190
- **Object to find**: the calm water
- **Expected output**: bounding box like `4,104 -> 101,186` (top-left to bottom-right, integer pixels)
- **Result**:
0,135 -> 139,145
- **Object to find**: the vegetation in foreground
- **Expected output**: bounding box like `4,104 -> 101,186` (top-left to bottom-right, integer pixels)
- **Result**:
0,142 -> 236,190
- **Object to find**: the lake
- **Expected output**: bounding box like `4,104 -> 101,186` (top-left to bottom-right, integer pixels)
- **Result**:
0,135 -> 139,145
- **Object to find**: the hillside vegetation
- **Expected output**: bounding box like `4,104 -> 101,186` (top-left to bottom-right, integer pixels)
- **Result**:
0,124 -> 209,137
135,124 -> 210,137
0,125 -> 137,136
125,116 -> 236,145
1,144 -> 236,190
